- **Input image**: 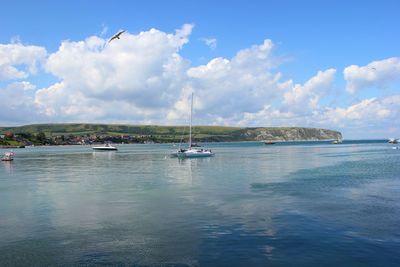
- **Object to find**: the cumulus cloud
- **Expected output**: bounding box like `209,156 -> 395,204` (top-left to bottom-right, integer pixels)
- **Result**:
2,32 -> 326,128
321,96 -> 400,127
232,39 -> 276,71
239,105 -> 295,127
317,96 -> 398,138
226,69 -> 336,127
0,43 -> 47,81
37,36 -> 288,126
35,24 -> 194,121
283,68 -> 336,112
0,81 -> 44,124
199,37 -> 217,50
236,94 -> 400,135
169,39 -> 287,125
34,82 -> 169,124
1,25 -> 400,138
344,57 -> 400,94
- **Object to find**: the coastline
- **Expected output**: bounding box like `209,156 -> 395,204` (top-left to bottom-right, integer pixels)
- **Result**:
1,139 -> 389,149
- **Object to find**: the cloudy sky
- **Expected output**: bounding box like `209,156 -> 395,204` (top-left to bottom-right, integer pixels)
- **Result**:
1,0 -> 399,139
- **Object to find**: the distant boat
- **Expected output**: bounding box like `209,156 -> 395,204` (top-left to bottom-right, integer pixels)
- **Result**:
172,93 -> 214,158
92,143 -> 118,151
332,138 -> 343,144
1,151 -> 15,161
264,141 -> 276,145
388,138 -> 398,144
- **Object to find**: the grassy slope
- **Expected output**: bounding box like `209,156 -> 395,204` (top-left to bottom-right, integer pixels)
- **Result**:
0,123 -> 341,141
0,124 -> 241,136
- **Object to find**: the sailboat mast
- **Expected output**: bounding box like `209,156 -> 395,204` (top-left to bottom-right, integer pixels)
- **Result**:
189,92 -> 193,148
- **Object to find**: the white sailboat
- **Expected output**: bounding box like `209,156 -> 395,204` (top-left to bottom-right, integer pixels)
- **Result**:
172,93 -> 214,158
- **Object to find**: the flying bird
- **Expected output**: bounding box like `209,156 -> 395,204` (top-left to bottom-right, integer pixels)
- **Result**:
109,30 -> 125,43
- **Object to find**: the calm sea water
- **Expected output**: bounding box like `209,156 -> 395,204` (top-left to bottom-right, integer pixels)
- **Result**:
1,141 -> 399,266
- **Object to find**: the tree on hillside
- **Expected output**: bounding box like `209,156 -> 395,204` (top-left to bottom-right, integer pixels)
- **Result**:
36,132 -> 47,143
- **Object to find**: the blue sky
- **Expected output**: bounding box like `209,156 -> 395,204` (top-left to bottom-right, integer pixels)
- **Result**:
1,0 -> 399,138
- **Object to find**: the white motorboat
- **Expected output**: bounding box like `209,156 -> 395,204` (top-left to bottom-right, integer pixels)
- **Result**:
172,93 -> 214,158
388,138 -> 398,144
1,151 -> 15,161
332,138 -> 343,144
92,143 -> 118,151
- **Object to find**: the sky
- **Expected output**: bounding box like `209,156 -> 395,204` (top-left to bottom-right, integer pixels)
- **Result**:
0,0 -> 399,139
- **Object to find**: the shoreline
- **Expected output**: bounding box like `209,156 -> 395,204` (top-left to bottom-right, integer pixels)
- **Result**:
0,139 -> 389,149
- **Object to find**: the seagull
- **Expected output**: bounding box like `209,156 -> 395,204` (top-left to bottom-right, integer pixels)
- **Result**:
108,30 -> 125,43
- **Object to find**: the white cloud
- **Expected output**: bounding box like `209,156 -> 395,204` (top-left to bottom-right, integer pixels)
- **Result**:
344,57 -> 400,94
232,39 -> 275,71
235,94 -> 400,137
199,37 -> 217,50
35,82 -> 167,123
239,105 -> 296,127
283,68 -> 336,112
0,43 -> 47,81
173,39 -> 287,125
321,95 -> 400,127
1,33 -> 316,127
35,24 -> 194,121
0,82 -> 43,124
1,26 -> 400,138
228,69 -> 336,127
37,36 -> 287,126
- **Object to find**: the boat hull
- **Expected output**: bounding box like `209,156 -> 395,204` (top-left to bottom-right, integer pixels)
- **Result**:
172,149 -> 214,158
175,152 -> 214,158
92,147 -> 118,151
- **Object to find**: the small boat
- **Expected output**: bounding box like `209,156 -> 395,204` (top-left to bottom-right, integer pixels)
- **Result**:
172,93 -> 214,158
332,138 -> 343,144
1,151 -> 15,161
388,138 -> 398,144
264,141 -> 276,145
173,147 -> 214,158
92,143 -> 118,151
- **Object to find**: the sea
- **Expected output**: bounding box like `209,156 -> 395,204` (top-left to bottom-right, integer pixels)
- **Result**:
1,140 -> 399,266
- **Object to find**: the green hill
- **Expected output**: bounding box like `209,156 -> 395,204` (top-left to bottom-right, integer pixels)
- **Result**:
0,123 -> 342,143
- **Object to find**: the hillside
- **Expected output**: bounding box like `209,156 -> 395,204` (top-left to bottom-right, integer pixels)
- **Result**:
0,123 -> 342,143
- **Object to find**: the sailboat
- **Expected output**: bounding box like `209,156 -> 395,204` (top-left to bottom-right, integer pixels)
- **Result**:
172,93 -> 214,158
